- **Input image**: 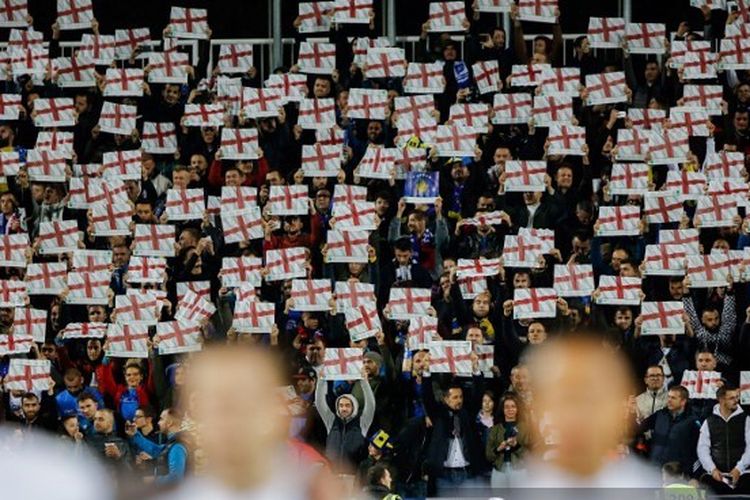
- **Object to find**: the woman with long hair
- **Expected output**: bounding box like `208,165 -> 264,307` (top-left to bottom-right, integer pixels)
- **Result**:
486,393 -> 535,488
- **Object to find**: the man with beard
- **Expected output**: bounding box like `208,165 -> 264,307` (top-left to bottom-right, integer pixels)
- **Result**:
389,198 -> 449,279
440,158 -> 481,224
143,83 -> 185,126
504,190 -> 563,230
55,368 -> 104,419
683,283 -> 737,372
453,202 -> 504,259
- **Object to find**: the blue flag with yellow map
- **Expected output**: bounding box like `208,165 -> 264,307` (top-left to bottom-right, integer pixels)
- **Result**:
404,171 -> 439,204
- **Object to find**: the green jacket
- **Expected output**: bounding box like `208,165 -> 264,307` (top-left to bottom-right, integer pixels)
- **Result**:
485,421 -> 534,470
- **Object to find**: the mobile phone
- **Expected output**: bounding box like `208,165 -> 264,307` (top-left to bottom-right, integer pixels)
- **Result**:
728,1 -> 739,12
616,111 -> 627,119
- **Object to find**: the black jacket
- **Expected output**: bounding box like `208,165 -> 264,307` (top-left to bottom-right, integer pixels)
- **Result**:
640,407 -> 701,474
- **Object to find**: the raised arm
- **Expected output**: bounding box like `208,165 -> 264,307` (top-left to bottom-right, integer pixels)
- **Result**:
314,378 -> 335,432
359,377 -> 376,436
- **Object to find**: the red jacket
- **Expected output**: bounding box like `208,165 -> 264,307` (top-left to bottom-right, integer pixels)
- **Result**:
96,359 -> 155,413
207,157 -> 269,189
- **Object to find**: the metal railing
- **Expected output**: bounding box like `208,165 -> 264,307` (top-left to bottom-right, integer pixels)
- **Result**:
57,39 -> 200,67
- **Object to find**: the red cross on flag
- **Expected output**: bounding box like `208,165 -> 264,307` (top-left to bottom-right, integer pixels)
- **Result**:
510,62 -> 550,87
0,330 -> 33,355
106,324 -> 149,358
394,148 -> 427,179
232,285 -> 256,307
220,256 -> 262,289
9,47 -> 46,77
114,292 -> 160,325
0,233 -> 29,268
233,300 -> 275,333
176,281 -> 210,303
265,247 -> 308,282
98,101 -> 137,136
461,210 -> 506,228
386,287 -> 432,320
647,128 -> 690,164
669,108 -> 710,137
0,280 -> 26,307
681,370 -> 722,399
553,264 -> 595,297
25,262 -> 67,295
0,0 -> 28,28
615,127 -> 649,161
241,87 -> 283,119
216,77 -> 242,116
689,0 -> 726,9
596,205 -> 641,237
27,149 -> 66,182
297,41 -> 336,75
36,131 -> 73,159
539,67 -> 580,97
492,93 -> 532,125
630,108 -> 667,129
101,150 -> 141,180
456,258 -> 502,278
458,274 -> 488,299
643,191 -> 684,224
472,60 -> 501,95
217,43 -> 253,74
141,122 -> 178,154
364,47 -> 406,79
694,193 -> 738,228
176,289 -> 216,324
476,0 -> 512,12
502,234 -> 544,268
435,124 -> 477,157
268,185 -> 309,216
394,95 -> 435,121
126,256 -> 167,284
72,249 -> 113,273
517,0 -> 558,24
670,40 -> 711,69
585,71 -> 627,106
322,348 -> 364,380
357,145 -> 397,180
428,2 -> 467,32
221,207 -> 264,244
640,301 -> 685,335
56,0 -> 93,30
704,151 -> 745,180
33,98 -> 75,128
220,186 -> 258,213
8,27 -> 42,51
133,224 -> 176,257
165,188 -> 205,221
298,1 -> 333,33
687,253 -> 730,288
504,160 -> 546,192
332,184 -> 367,208
659,229 -> 700,255
449,103 -> 490,133
326,230 -> 369,264
156,321 -> 202,355
664,170 -> 707,201
5,359 -> 50,391
114,28 -> 150,59
183,103 -> 224,128
643,244 -> 688,276
707,179 -> 749,203
335,281 -> 375,311
333,0 -> 372,23
103,68 -> 144,97
345,302 -> 381,341
476,345 -> 495,377
53,55 -> 95,88
681,85 -> 722,116
547,123 -> 586,156
352,37 -> 390,65
65,271 -> 110,305
407,316 -> 438,350
724,20 -> 750,39
714,247 -> 745,281
626,23 -> 667,54
290,279 -> 332,312
0,150 -> 20,176
513,287 -> 557,320
719,38 -> 750,70
429,341 -> 474,374
265,73 -> 308,103
403,62 -> 446,94
147,52 -> 189,84
298,97 -> 337,129
587,17 -> 625,48
595,276 -> 643,306
168,6 -> 209,39
609,163 -> 650,195
0,93 -> 21,120
741,371 -> 750,404
532,95 -> 574,126
79,34 -> 115,65
394,116 -> 438,148
348,88 -> 389,120
220,128 -> 261,160
38,220 -> 80,255
302,143 -> 342,178
12,307 -> 46,342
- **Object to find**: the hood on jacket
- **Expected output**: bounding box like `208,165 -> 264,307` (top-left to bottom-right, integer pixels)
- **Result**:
711,403 -> 745,421
334,394 -> 359,423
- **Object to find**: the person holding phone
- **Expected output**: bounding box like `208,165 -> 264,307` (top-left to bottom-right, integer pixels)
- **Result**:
486,393 -> 535,488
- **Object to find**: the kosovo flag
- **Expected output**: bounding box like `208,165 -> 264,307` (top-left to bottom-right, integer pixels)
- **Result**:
404,171 -> 439,204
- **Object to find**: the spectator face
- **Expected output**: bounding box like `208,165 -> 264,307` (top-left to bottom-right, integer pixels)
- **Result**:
93,410 -> 113,434
375,196 -> 389,216
442,44 -> 457,61
31,184 -> 44,203
394,247 -> 412,266
513,272 -> 530,289
363,358 -> 379,377
412,350 -> 429,374
179,230 -> 199,248
381,469 -> 393,490
313,78 -> 331,98
644,367 -> 664,390
315,191 -> 330,211
533,37 -> 548,55
157,410 -> 175,433
295,375 -> 315,395
527,322 -> 547,344
347,262 -> 364,276
284,217 -> 303,236
336,90 -> 349,109
63,416 -> 79,437
79,398 -> 98,419
190,154 -> 208,174
700,309 -> 720,331
112,245 -> 130,268
124,366 -> 143,388
173,169 -> 191,189
41,343 -> 57,360
86,339 -> 102,361
74,94 -> 89,114
451,163 -> 468,182
619,262 -> 637,278
367,122 -> 383,143
306,340 -> 324,365
134,409 -> 149,429
668,280 -> 683,299
610,249 -> 628,271
162,85 -> 181,105
466,326 -> 484,346
174,365 -> 186,386
666,389 -> 686,413
491,29 -> 505,48
472,294 -> 490,317
712,239 -> 730,252
577,37 -> 590,54
476,196 -> 495,212
614,309 -> 632,331
43,186 -> 62,204
185,248 -> 203,274
443,258 -> 456,274
337,397 -> 354,418
734,111 -> 749,131
407,213 -> 425,234
259,118 -> 277,133
644,62 -> 660,83
511,366 -> 529,391
0,124 -> 14,147
22,396 -> 40,419
493,147 -> 511,167
556,167 -> 573,189
523,191 -> 542,205
572,236 -> 590,257
266,171 -> 283,186
503,399 -> 518,421
225,169 -> 244,186
720,389 -> 740,413
64,372 -> 83,392
141,154 -> 155,177
443,387 -> 464,410
481,394 -> 494,414
0,307 -> 13,325
738,83 -> 750,103
135,202 -> 154,222
696,352 -> 717,371
0,193 -> 15,215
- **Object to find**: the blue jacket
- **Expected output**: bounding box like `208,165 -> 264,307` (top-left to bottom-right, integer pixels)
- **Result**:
130,431 -> 187,485
55,387 -> 104,418
641,407 -> 702,474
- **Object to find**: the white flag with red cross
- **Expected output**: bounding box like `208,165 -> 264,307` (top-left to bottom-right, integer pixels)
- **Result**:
616,127 -> 649,161
33,98 -> 75,127
394,148 -> 427,179
291,279 -> 332,312
403,62 -> 446,94
233,300 -> 275,333
741,372 -> 750,404
38,220 -> 80,255
241,87 -> 283,119
298,97 -> 337,130
166,188 -> 205,221
216,76 -> 242,117
0,93 -> 21,120
265,73 -> 308,103
157,321 -> 202,354
517,0 -> 558,23
682,51 -> 719,80
114,292 -> 160,325
681,370 -> 722,399
141,122 -> 177,154
220,128 -> 261,160
472,60 -> 501,94
364,47 -> 407,79
704,151 -> 744,180
114,28 -> 150,59
0,0 -> 28,28
176,281 -> 210,303
0,233 -> 29,268
502,234 -> 544,268
220,186 -> 257,213
345,303 -> 381,341
547,123 -> 586,156
335,281 -> 375,311
317,127 -> 345,147
669,108 -> 710,137
8,27 -> 43,51
10,46 -> 48,76
36,131 -> 74,159
25,262 -> 67,295
268,185 -> 309,216
461,211 -> 507,228
719,38 -> 750,70
395,116 -> 438,147
539,67 -> 580,97
626,23 -> 667,54
643,191 -> 684,224
168,6 -> 209,39
585,71 -> 627,106
456,258 -> 502,278
595,276 -> 642,306
394,95 -> 435,121
429,341 -> 474,374
27,149 -> 66,182
5,359 -> 50,391
176,289 -> 216,323
333,184 -> 367,208
0,280 -> 26,307
133,224 -> 175,257
220,256 -> 262,289
148,51 -> 189,84
708,179 -> 749,204
664,170 -> 707,202
298,2 -> 333,33
126,256 -> 167,284
609,163 -> 650,195
0,330 -> 34,355
357,145 -> 397,179
682,85 -> 723,115
0,150 -> 21,176
297,41 -> 336,75
492,93 -> 532,125
183,103 -> 224,128
322,348 -> 363,380
234,285 -> 257,305
326,230 -> 369,264
407,316 -> 439,350
217,44 -> 253,74
643,244 -> 688,276
532,95 -> 573,125
504,160 -> 546,192
640,301 -> 685,335
53,55 -> 95,88
510,62 -> 550,87
72,249 -> 112,273
302,143 -> 341,178
333,0 -> 372,23
98,101 -> 137,136
688,0 -> 726,9
724,19 -> 750,39
647,128 -> 690,164
596,205 -> 641,237
106,324 -> 149,358
476,0 -> 512,11
587,17 -> 625,48
458,274 -> 488,299
65,271 -> 110,305
476,345 -> 495,378
554,264 -> 594,297
353,37 -> 391,65
101,150 -> 141,180
13,307 -> 47,342
687,253 -> 730,288
694,194 -> 738,228
347,88 -> 389,121
670,40 -> 711,69
513,288 -> 557,320
449,103 -> 490,134
56,0 -> 93,30
386,287 -> 432,320
78,34 -> 115,65
659,229 -> 700,255
435,124 -> 477,157
428,1 -> 467,31
265,247 -> 308,282
221,207 -> 264,244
